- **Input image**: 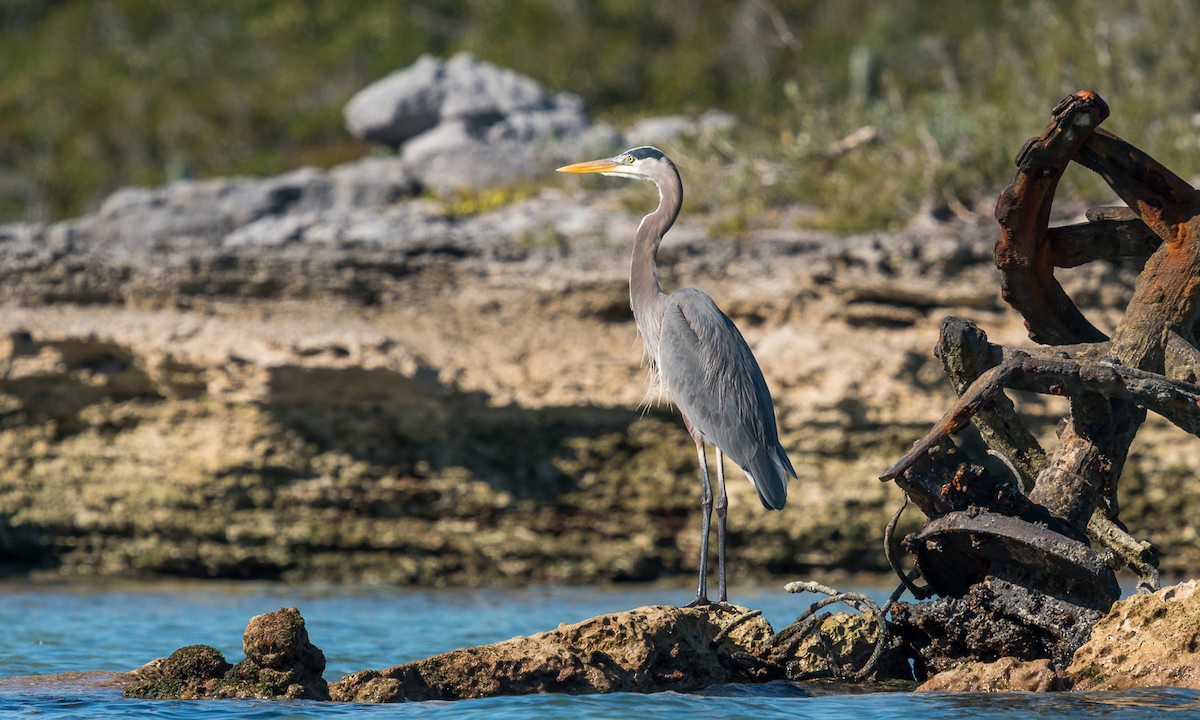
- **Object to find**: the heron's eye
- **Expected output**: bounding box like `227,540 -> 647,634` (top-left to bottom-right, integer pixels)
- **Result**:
625,156 -> 635,164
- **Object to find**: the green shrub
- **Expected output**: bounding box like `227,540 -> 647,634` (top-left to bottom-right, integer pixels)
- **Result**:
4,0 -> 1199,228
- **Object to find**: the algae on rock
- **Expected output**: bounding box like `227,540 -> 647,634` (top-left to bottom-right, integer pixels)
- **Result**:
125,608 -> 329,700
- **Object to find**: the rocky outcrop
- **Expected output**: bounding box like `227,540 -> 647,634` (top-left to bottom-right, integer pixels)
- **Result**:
121,604 -> 906,702
0,194 -> 1005,584
5,173 -> 1185,586
0,57 -> 1195,588
344,52 -> 617,194
916,657 -> 1067,693
1068,580 -> 1200,690
330,604 -> 772,702
124,608 -> 329,700
111,581 -> 1200,701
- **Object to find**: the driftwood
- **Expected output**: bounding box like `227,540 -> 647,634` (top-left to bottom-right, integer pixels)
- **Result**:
881,90 -> 1200,675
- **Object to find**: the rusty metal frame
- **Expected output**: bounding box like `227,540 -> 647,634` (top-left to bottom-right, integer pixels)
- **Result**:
880,90 -> 1200,672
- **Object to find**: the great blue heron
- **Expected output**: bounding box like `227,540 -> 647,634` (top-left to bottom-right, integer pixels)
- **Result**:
557,146 -> 796,606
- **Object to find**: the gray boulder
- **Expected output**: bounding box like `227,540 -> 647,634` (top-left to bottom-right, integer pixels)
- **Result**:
344,52 -> 618,195
438,52 -> 555,121
344,53 -> 559,147
328,156 -> 417,210
343,55 -> 446,147
58,168 -> 332,250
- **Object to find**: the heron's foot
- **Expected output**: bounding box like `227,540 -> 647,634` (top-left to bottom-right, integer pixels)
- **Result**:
683,596 -> 736,612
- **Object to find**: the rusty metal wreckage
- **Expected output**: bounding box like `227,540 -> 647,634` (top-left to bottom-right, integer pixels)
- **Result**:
876,90 -> 1200,676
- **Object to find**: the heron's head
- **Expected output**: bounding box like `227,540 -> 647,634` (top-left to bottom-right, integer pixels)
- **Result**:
556,146 -> 673,183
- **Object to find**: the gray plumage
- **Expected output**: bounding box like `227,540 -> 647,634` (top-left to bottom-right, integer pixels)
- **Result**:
658,288 -> 794,510
557,146 -> 796,605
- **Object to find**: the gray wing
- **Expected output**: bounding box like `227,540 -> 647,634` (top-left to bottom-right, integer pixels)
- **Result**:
657,288 -> 796,509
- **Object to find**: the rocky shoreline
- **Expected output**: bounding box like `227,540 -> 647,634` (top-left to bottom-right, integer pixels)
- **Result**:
110,579 -> 1200,700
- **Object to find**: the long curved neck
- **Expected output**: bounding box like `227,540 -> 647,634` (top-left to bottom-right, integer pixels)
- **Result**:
630,163 -> 683,359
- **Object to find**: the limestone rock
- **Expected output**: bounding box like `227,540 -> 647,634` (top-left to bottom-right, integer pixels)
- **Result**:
343,52 -> 618,194
438,52 -> 557,121
329,604 -> 773,702
123,645 -> 232,699
124,608 -> 329,700
0,188 -> 1179,585
916,657 -> 1068,692
344,52 -> 564,148
763,611 -> 910,682
327,155 -> 417,210
344,54 -> 447,146
1069,580 -> 1200,690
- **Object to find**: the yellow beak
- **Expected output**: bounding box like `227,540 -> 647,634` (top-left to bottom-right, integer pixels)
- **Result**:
556,158 -> 618,174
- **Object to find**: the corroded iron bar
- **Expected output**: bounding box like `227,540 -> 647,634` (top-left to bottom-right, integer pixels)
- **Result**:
994,91 -> 1110,345
935,317 -> 1046,490
1075,128 -> 1200,242
881,354 -> 1200,483
1074,127 -> 1200,369
1047,218 -> 1161,268
1022,107 -> 1200,530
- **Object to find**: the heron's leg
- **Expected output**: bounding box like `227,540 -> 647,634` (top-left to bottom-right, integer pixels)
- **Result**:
715,447 -> 729,603
685,436 -> 713,607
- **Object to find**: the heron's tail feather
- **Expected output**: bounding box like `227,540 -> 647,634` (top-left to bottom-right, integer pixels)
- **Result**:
744,444 -> 795,510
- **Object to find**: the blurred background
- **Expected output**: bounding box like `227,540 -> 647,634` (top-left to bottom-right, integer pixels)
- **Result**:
2,0 -> 1200,589
5,0 -> 1200,228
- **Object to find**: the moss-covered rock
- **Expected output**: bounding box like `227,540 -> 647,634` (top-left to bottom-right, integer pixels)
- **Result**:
123,608 -> 328,701
124,645 -> 231,699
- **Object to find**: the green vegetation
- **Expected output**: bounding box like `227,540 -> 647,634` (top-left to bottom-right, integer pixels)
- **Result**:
4,0 -> 1200,229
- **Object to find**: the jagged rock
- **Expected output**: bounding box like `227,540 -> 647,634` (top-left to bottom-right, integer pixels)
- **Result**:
916,657 -> 1068,692
77,168 -> 333,247
123,645 -> 232,699
124,608 -> 329,700
344,52 -> 618,194
345,52 -> 570,146
1068,580 -> 1200,690
344,54 -> 447,146
329,604 -> 773,702
327,155 -> 417,210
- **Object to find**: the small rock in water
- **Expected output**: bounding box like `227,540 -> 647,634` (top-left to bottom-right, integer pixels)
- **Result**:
124,645 -> 232,699
123,607 -> 329,701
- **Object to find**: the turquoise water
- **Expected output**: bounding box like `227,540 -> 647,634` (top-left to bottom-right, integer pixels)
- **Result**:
1,580 -> 1197,718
